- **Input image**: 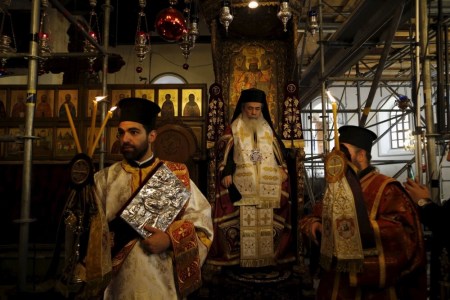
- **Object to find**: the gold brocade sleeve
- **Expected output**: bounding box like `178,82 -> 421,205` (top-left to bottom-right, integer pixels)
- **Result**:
167,220 -> 202,298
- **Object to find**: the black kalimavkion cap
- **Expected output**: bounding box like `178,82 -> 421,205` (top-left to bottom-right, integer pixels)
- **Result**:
117,97 -> 161,130
339,125 -> 377,153
231,88 -> 273,126
238,88 -> 266,104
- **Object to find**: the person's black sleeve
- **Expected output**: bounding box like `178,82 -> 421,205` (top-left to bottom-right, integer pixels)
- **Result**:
419,200 -> 450,233
221,146 -> 235,179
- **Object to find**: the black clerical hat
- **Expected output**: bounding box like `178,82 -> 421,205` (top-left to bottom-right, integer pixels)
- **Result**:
339,125 -> 377,153
117,97 -> 161,130
238,88 -> 266,104
231,88 -> 273,127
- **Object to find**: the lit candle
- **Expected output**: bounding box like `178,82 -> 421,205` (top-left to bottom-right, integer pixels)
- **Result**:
331,101 -> 339,150
88,96 -> 106,155
327,91 -> 339,151
88,100 -> 97,154
89,106 -> 117,157
64,103 -> 82,153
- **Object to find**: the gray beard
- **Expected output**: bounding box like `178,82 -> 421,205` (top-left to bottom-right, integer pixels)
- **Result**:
242,114 -> 263,133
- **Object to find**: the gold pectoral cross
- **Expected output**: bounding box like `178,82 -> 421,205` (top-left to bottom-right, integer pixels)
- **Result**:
250,130 -> 262,164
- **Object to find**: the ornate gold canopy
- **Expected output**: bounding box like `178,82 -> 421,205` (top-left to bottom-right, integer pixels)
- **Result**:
199,0 -> 302,124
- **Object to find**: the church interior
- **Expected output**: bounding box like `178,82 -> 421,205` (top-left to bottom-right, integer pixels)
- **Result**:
0,0 -> 450,299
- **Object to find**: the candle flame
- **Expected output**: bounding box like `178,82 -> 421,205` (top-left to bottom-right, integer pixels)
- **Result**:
95,95 -> 107,102
326,90 -> 337,103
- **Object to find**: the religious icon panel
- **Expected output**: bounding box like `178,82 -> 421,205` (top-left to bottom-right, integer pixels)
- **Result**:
34,127 -> 53,157
6,127 -> 24,157
135,89 -> 155,102
55,128 -> 77,157
57,90 -> 78,118
0,84 -> 206,162
158,89 -> 178,118
10,90 -> 27,118
87,89 -> 103,117
111,89 -> 131,108
36,90 -> 55,118
181,89 -> 202,117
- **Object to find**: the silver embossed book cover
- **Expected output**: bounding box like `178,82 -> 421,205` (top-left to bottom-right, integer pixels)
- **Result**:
120,164 -> 191,238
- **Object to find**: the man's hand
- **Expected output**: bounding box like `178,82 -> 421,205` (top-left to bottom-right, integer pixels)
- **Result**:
279,166 -> 288,182
310,221 -> 322,245
221,175 -> 232,188
403,178 -> 431,204
141,226 -> 171,254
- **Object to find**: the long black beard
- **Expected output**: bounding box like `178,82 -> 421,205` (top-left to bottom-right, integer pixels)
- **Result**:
121,142 -> 148,162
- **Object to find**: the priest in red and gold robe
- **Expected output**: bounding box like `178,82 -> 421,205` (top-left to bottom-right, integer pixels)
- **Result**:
300,125 -> 427,300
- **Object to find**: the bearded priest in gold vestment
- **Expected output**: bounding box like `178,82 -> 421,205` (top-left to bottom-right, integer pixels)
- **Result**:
208,88 -> 294,269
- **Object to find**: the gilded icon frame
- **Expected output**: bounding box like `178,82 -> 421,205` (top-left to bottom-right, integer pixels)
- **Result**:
181,89 -> 202,117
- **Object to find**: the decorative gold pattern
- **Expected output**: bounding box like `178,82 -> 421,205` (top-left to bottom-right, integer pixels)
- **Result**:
240,206 -> 275,267
325,150 -> 347,183
168,220 -> 202,298
281,82 -> 303,145
320,152 -> 364,273
232,116 -> 281,208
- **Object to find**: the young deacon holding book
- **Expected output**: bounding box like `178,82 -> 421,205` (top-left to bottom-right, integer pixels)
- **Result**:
94,97 -> 213,299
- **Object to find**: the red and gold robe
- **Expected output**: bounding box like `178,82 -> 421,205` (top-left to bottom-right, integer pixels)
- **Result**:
300,167 -> 427,300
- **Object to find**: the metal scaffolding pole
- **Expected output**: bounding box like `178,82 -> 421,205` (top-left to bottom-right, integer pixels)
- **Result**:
47,0 -> 112,168
16,0 -> 113,290
359,3 -> 405,127
420,0 -> 439,201
18,0 -> 40,292
413,0 -> 423,183
99,0 -> 111,170
319,0 -> 329,155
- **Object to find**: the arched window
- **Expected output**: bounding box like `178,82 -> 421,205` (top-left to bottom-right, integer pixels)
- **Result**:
377,96 -> 414,156
390,106 -> 410,149
151,73 -> 187,84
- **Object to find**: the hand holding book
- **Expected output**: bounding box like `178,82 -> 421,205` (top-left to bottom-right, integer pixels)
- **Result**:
120,164 -> 191,239
141,225 -> 171,254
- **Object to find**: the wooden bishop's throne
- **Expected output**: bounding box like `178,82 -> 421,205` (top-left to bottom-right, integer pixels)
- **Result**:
199,0 -> 308,284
